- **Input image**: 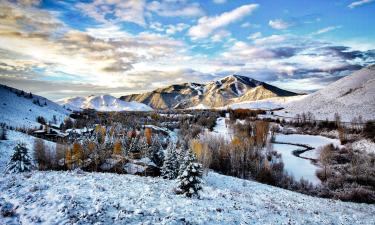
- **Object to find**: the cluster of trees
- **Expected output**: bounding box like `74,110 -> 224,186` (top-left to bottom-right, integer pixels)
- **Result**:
228,109 -> 266,121
33,124 -> 165,173
316,144 -> 375,203
161,143 -> 203,197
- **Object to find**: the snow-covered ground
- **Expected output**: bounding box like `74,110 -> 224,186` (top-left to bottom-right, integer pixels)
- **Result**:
0,85 -> 70,129
350,139 -> 375,154
202,117 -> 233,141
1,170 -> 374,224
223,95 -> 306,110
57,95 -> 153,112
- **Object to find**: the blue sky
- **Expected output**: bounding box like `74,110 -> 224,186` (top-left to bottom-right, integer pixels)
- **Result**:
0,0 -> 374,99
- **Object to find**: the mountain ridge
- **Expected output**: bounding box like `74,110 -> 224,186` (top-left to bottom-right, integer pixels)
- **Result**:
121,75 -> 299,109
57,94 -> 153,112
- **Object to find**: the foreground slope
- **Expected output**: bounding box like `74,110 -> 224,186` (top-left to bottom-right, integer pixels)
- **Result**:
1,132 -> 374,224
278,65 -> 375,121
0,84 -> 69,129
121,75 -> 298,109
57,95 -> 153,112
1,171 -> 374,224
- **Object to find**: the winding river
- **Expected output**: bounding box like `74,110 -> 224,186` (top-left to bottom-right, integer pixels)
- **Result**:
272,134 -> 341,185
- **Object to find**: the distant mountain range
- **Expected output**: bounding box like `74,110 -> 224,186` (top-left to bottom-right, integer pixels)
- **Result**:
121,75 -> 299,109
57,95 -> 153,112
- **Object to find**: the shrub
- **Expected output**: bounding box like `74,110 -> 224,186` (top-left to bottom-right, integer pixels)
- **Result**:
363,121 -> 375,141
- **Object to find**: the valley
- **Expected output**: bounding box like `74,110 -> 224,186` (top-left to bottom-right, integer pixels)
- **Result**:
1,66 -> 375,224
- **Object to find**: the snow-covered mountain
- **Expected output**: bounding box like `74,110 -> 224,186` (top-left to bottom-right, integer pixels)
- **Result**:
0,84 -> 70,129
57,95 -> 153,112
278,65 -> 375,122
121,75 -> 299,109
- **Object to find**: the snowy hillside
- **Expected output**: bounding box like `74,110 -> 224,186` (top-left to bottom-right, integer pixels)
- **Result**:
0,84 -> 70,129
277,66 -> 375,122
223,95 -> 306,110
1,170 -> 374,224
57,95 -> 153,112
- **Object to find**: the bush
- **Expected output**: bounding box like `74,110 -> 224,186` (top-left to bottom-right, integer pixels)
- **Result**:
36,116 -> 46,125
363,121 -> 375,141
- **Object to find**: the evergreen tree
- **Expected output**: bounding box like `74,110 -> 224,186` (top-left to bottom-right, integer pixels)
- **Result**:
6,143 -> 33,173
178,148 -> 196,176
0,127 -> 7,140
176,160 -> 203,198
150,137 -> 164,167
161,143 -> 178,179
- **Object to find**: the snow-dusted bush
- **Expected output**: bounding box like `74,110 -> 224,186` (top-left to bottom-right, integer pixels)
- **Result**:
176,161 -> 203,198
5,143 -> 33,173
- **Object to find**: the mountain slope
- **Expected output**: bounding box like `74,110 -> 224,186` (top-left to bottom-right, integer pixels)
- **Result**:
121,75 -> 298,109
57,95 -> 153,112
0,84 -> 70,129
279,65 -> 375,121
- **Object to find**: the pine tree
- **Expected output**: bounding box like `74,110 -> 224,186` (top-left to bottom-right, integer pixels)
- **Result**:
6,143 -> 33,173
150,137 -> 164,167
0,127 -> 7,140
161,143 -> 178,179
178,148 -> 196,176
176,160 -> 203,198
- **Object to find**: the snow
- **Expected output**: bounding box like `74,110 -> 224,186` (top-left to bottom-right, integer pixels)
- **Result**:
223,95 -> 305,110
0,85 -> 70,129
0,171 -> 374,224
277,67 -> 375,122
275,134 -> 342,160
271,143 -> 321,184
351,139 -> 375,154
144,125 -> 177,142
57,95 -> 153,112
188,103 -> 209,110
203,117 -> 233,141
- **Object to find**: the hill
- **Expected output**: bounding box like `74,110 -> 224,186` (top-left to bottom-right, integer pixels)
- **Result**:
278,65 -> 375,122
0,84 -> 70,129
57,95 -> 153,112
121,75 -> 299,109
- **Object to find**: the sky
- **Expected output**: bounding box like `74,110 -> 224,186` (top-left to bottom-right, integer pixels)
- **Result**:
0,0 -> 374,100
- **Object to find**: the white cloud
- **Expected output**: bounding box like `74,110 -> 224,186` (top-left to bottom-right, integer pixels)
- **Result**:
247,32 -> 262,40
348,0 -> 374,9
188,4 -> 259,39
312,26 -> 342,35
213,0 -> 226,4
165,23 -> 190,35
269,19 -> 292,30
147,0 -> 204,17
253,35 -> 286,45
76,0 -> 146,26
211,30 -> 231,42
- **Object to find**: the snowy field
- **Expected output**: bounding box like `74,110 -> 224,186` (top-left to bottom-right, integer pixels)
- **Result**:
1,170 -> 374,225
